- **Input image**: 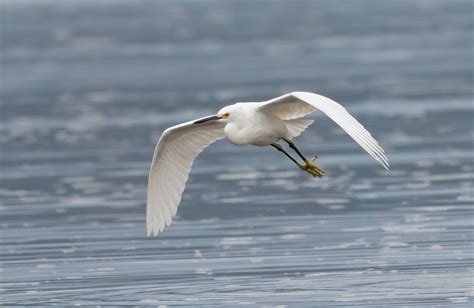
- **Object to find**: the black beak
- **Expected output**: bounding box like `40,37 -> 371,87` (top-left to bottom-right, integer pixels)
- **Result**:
193,115 -> 221,124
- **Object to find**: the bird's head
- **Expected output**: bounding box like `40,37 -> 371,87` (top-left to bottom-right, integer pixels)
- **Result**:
216,105 -> 233,121
193,105 -> 236,124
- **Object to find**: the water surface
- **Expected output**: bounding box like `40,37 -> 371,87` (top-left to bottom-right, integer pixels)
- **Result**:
1,0 -> 473,306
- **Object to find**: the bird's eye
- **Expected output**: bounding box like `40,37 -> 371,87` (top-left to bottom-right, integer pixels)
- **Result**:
223,113 -> 230,118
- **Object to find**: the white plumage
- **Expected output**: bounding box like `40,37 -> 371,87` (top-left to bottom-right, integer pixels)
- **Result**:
147,91 -> 389,236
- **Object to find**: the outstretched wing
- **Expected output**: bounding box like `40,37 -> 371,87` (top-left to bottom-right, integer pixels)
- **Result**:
258,91 -> 389,170
147,118 -> 225,236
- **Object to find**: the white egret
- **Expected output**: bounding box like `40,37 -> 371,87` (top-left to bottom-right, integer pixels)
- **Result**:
147,91 -> 389,236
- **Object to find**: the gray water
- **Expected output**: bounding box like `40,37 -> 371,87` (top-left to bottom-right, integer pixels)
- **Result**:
1,0 -> 473,306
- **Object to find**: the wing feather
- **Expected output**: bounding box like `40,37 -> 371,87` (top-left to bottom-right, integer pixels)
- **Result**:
260,93 -> 317,120
259,92 -> 389,170
284,119 -> 315,139
147,119 -> 225,236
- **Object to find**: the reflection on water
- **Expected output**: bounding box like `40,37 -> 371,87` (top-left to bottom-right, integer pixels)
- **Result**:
1,0 -> 473,306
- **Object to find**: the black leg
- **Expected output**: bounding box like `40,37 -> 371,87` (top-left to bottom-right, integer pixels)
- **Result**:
273,142 -> 325,178
271,143 -> 300,166
282,138 -> 309,161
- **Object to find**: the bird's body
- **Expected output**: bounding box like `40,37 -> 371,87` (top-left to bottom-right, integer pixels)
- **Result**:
146,91 -> 389,236
223,103 -> 289,146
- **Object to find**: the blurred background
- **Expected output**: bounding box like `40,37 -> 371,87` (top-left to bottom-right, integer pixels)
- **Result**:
1,0 -> 473,306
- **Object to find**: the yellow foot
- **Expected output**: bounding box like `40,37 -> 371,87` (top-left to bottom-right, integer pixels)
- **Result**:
298,156 -> 325,178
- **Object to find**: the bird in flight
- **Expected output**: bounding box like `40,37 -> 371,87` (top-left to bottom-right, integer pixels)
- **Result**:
147,91 -> 389,236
